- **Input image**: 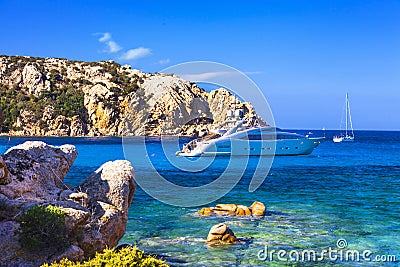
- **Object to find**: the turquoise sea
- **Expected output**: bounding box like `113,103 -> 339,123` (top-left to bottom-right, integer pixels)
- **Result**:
1,130 -> 399,266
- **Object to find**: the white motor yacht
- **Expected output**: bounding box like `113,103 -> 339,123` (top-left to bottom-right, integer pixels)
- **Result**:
177,115 -> 324,157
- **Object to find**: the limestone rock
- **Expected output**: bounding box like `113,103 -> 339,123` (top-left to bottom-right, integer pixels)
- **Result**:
206,223 -> 237,244
207,88 -> 266,127
0,141 -> 77,201
84,84 -> 119,135
13,109 -> 42,136
42,105 -> 55,121
0,55 -> 266,137
70,116 -> 87,136
250,201 -> 266,216
49,115 -> 71,136
20,64 -> 50,95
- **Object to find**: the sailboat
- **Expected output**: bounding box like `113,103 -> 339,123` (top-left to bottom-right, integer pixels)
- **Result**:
333,93 -> 354,143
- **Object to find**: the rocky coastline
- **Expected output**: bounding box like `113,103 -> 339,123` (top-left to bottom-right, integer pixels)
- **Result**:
0,55 -> 268,265
0,55 -> 265,137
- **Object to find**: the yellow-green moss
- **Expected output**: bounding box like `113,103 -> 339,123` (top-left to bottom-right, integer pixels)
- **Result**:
41,247 -> 169,267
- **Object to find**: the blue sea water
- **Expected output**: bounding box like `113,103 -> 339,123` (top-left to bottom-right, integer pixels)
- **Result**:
1,131 -> 399,266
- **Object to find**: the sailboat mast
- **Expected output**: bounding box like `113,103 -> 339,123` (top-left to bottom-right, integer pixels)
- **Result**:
345,93 -> 348,136
347,93 -> 354,137
333,92 -> 354,142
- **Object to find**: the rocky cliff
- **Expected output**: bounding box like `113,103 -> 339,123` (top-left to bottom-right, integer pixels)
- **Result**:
0,55 -> 266,136
0,141 -> 135,267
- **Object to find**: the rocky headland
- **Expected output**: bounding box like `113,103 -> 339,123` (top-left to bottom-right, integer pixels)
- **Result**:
0,141 -> 135,267
0,55 -> 265,137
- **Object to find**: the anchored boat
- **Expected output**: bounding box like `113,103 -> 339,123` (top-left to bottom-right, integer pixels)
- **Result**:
333,93 -> 355,143
177,110 -> 324,157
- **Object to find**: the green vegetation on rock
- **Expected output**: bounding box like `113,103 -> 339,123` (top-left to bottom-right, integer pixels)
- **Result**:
0,84 -> 86,131
18,205 -> 69,254
42,86 -> 87,119
41,247 -> 169,267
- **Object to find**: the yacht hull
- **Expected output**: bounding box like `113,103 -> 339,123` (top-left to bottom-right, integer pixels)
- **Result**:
333,135 -> 354,143
177,137 -> 324,157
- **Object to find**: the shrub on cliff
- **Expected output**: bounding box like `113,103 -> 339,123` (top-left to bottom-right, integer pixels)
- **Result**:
18,205 -> 69,254
0,84 -> 87,132
41,247 -> 169,267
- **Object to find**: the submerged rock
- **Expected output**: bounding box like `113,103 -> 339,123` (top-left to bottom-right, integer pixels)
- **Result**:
0,141 -> 136,267
198,201 -> 266,217
236,205 -> 252,216
215,204 -> 237,215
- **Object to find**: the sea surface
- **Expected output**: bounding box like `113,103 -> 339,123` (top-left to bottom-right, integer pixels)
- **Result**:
1,130 -> 399,266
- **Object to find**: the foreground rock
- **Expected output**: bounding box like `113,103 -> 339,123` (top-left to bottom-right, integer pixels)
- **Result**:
206,223 -> 237,245
0,141 -> 135,267
198,201 -> 266,217
0,141 -> 77,201
74,160 -> 135,256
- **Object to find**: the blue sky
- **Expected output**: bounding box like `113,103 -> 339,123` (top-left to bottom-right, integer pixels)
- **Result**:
1,0 -> 399,130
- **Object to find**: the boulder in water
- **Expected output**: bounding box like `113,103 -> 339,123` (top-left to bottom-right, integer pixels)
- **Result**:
206,223 -> 237,244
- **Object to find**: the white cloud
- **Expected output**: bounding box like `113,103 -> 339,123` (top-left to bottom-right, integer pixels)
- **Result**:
158,58 -> 170,65
96,32 -> 122,53
107,41 -> 122,53
120,47 -> 151,60
95,32 -> 152,59
98,32 -> 111,42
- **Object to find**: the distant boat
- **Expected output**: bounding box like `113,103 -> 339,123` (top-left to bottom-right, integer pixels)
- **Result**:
333,93 -> 354,143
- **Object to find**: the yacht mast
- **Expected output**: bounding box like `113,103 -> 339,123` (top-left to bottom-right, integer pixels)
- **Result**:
345,93 -> 348,137
347,93 -> 354,137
